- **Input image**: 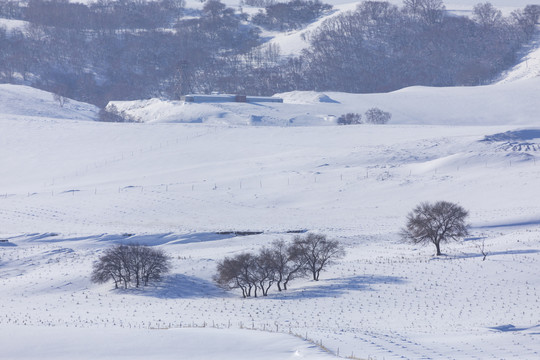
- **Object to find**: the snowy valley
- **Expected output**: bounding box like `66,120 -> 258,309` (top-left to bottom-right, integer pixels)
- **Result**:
1,0 -> 540,359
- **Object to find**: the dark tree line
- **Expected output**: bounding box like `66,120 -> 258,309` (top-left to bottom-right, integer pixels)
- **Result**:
2,0 -> 185,30
91,244 -> 171,289
301,1 -> 540,93
214,233 -> 345,297
0,1 -> 538,107
337,107 -> 392,125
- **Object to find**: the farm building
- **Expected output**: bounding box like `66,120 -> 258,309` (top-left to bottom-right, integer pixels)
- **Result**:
181,94 -> 283,103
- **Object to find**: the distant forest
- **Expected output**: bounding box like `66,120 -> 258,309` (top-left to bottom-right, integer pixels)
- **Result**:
0,0 -> 538,107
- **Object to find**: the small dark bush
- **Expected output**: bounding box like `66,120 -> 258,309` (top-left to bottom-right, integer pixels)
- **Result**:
337,113 -> 362,125
364,107 -> 391,124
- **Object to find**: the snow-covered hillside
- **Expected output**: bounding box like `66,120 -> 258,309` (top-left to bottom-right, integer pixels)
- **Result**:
0,84 -> 98,122
498,26 -> 540,83
1,1 -> 540,357
257,0 -> 540,56
108,76 -> 540,126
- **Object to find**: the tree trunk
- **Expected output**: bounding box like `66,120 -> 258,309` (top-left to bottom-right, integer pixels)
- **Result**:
435,242 -> 442,256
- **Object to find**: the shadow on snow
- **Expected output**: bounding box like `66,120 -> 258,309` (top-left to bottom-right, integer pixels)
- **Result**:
270,275 -> 406,300
490,323 -> 540,333
431,249 -> 539,261
118,273 -> 229,299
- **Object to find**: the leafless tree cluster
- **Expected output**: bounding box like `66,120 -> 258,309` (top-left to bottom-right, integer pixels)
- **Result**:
214,234 -> 345,297
337,113 -> 362,125
0,1 -> 537,106
401,201 -> 469,256
91,244 -> 171,289
302,1 -> 538,93
337,108 -> 392,125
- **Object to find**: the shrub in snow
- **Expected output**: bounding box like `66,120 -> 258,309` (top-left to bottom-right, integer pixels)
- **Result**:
400,201 -> 469,256
337,113 -> 362,125
91,244 -> 170,289
364,107 -> 391,124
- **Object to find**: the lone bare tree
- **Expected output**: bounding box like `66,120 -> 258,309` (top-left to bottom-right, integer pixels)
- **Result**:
292,233 -> 345,281
401,201 -> 469,256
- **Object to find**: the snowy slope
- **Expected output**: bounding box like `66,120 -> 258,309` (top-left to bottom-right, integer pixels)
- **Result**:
108,76 -> 540,126
498,26 -> 540,84
0,84 -> 99,122
259,0 -> 540,56
1,2 -> 540,358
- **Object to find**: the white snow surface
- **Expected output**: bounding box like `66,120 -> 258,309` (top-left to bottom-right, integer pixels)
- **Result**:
2,326 -> 333,359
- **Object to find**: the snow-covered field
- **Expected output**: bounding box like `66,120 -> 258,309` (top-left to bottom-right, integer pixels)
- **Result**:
1,55 -> 540,359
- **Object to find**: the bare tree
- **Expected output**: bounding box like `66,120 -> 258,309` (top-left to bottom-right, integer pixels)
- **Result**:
141,247 -> 171,285
292,233 -> 345,281
403,0 -> 445,25
91,244 -> 170,289
364,107 -> 391,124
129,244 -> 171,287
53,92 -> 69,107
254,247 -> 276,296
268,239 -> 305,291
401,201 -> 469,256
91,244 -> 132,289
214,253 -> 257,298
214,255 -> 246,297
473,2 -> 503,27
476,238 -> 488,261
